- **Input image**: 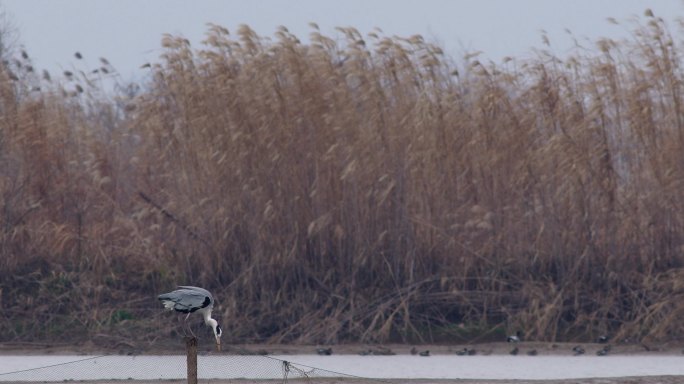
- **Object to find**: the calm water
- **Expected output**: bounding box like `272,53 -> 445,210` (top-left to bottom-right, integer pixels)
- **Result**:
0,354 -> 683,381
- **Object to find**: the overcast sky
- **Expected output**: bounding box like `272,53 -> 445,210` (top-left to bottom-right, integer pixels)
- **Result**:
3,0 -> 684,81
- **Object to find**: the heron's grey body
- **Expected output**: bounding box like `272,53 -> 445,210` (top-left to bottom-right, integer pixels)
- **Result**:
158,286 -> 214,314
158,286 -> 222,350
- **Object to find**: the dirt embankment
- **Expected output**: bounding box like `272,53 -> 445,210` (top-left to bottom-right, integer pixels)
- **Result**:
1,340 -> 683,356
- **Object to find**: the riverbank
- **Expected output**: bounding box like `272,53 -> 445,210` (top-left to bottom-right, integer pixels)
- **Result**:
1,341 -> 682,356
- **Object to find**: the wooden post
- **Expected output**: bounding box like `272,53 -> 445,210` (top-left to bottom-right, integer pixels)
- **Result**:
186,336 -> 198,384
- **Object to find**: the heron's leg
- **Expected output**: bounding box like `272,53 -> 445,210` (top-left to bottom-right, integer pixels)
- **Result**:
178,314 -> 189,337
183,313 -> 196,338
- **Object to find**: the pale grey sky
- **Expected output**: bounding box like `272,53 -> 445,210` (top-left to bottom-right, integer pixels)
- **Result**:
3,0 -> 684,80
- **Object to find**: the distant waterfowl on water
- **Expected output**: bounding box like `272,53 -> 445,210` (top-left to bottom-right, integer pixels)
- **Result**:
316,348 -> 333,355
596,345 -> 611,356
455,348 -> 476,356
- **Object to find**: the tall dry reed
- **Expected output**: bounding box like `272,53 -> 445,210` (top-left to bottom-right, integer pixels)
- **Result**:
1,11 -> 684,347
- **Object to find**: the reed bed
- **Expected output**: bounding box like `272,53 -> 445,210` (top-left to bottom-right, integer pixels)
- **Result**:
1,12 -> 684,347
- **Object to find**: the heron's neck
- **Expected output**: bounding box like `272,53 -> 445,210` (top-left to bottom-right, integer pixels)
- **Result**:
202,310 -> 213,325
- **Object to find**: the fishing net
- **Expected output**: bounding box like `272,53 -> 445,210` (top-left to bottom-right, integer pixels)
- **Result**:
0,350 -> 385,384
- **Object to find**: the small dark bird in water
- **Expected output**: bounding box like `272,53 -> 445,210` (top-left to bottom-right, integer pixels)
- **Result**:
316,348 -> 332,355
526,349 -> 538,356
509,347 -> 519,355
507,331 -> 522,343
597,335 -> 609,343
410,346 -> 418,355
572,346 -> 585,355
418,350 -> 430,357
455,348 -> 476,356
596,345 -> 611,356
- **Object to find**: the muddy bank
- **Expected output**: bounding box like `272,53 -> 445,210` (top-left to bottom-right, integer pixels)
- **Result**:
2,341 -> 682,357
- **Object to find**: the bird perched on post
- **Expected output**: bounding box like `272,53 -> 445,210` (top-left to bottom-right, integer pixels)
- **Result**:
158,286 -> 222,351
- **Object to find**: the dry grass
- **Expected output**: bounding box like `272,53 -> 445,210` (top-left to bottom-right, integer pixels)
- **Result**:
2,12 -> 684,347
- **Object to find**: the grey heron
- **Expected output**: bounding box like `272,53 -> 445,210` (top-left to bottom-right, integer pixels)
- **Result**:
158,286 -> 222,350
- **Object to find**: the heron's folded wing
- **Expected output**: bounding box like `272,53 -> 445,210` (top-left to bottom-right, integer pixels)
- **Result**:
177,286 -> 213,300
158,289 -> 211,312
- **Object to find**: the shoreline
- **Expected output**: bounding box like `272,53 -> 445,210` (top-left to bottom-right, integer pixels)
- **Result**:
1,341 -> 682,356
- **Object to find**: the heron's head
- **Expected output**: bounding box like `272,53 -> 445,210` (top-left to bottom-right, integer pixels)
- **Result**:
208,318 -> 222,351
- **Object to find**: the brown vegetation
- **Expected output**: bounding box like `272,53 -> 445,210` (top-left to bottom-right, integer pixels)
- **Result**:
1,11 -> 684,347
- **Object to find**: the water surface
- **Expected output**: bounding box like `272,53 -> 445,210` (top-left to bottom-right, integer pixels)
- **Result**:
0,354 -> 683,381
